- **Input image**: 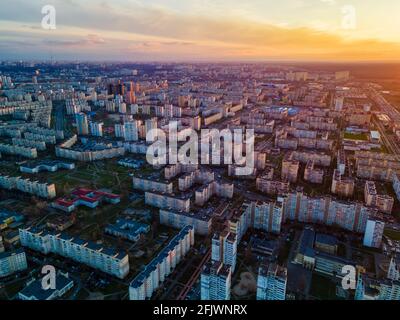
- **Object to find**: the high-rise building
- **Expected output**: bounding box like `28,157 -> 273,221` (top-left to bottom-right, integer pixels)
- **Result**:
335,97 -> 344,111
0,235 -> 4,253
145,118 -> 158,142
75,113 -> 89,135
89,121 -> 103,137
363,218 -> 385,248
387,256 -> 400,281
355,273 -> 400,300
211,231 -> 237,273
331,170 -> 354,197
201,261 -> 231,300
124,121 -> 139,142
129,226 -> 194,300
118,102 -> 127,114
364,181 -> 394,214
256,262 -> 287,300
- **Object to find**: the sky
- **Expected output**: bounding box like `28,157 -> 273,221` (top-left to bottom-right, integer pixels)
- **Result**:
0,0 -> 399,61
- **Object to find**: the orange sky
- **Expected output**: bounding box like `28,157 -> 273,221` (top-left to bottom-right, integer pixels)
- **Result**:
0,0 -> 399,61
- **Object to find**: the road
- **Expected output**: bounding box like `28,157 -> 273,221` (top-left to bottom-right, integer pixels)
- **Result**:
374,119 -> 400,155
369,84 -> 400,123
368,84 -> 400,156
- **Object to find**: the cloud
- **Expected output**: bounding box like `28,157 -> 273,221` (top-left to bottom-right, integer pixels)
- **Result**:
0,0 -> 399,61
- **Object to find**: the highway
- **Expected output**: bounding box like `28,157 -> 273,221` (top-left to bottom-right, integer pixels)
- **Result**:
369,84 -> 400,123
368,84 -> 400,156
373,119 -> 400,156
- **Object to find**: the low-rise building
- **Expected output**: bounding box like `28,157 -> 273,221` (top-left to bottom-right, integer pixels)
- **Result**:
105,219 -> 150,242
18,273 -> 74,300
53,188 -> 120,212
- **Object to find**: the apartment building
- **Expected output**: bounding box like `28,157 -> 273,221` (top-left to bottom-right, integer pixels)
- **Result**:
75,113 -> 89,135
256,177 -> 290,196
89,121 -> 104,137
331,170 -> 355,197
291,151 -> 332,167
0,175 -> 56,199
0,143 -> 37,158
251,201 -> 284,234
282,191 -> 372,233
304,160 -> 324,184
19,227 -> 129,279
178,169 -> 214,191
24,132 -> 56,144
145,191 -> 191,213
201,261 -> 232,300
195,181 -> 234,206
133,176 -> 173,194
356,152 -> 400,182
364,181 -> 394,214
393,174 -> 400,202
212,231 -> 238,273
0,249 -> 27,277
363,219 -> 385,248
164,163 -> 198,180
256,262 -> 287,300
159,209 -> 212,236
355,273 -> 400,300
129,226 -> 194,300
12,138 -> 46,151
282,158 -> 299,183
337,150 -> 346,175
56,136 -> 125,162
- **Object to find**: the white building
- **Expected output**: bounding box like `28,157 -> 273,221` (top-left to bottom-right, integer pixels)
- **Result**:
256,262 -> 287,300
212,231 -> 237,273
124,121 -> 139,142
133,176 -> 173,194
0,175 -> 56,199
129,226 -> 194,300
19,227 -> 129,279
0,249 -> 27,277
363,219 -> 385,248
159,209 -> 212,236
145,192 -> 191,213
75,113 -> 89,135
201,261 -> 231,300
89,121 -> 103,137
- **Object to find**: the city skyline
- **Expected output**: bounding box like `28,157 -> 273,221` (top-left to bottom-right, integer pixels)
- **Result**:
1,0 -> 400,61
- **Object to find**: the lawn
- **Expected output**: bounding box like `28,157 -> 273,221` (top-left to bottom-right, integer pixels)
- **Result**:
384,228 -> 400,241
309,273 -> 338,300
343,132 -> 369,141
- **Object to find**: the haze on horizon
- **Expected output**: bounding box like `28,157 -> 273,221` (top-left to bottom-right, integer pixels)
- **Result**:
0,0 -> 399,62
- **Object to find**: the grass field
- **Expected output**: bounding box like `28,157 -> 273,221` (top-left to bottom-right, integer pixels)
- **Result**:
343,132 -> 369,141
384,228 -> 400,241
310,273 -> 338,300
